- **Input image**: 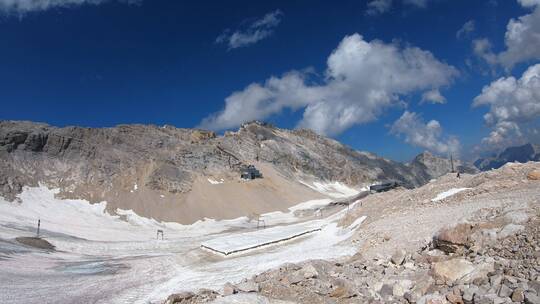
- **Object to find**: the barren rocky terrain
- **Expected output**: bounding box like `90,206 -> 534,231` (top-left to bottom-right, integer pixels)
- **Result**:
0,120 -> 475,223
164,162 -> 540,304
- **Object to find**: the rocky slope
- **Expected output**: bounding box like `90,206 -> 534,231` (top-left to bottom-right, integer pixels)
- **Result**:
0,120 -> 475,223
475,143 -> 540,171
165,162 -> 540,304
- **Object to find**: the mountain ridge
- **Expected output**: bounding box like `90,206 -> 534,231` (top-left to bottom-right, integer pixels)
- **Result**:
0,120 -> 477,223
475,143 -> 540,171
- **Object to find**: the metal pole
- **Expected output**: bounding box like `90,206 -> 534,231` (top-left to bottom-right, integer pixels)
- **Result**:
37,219 -> 40,237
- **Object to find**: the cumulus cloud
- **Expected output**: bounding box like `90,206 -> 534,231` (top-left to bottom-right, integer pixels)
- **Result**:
456,20 -> 475,39
216,10 -> 283,49
200,33 -> 458,136
473,63 -> 540,147
0,0 -> 137,14
474,1 -> 540,70
472,38 -> 498,67
390,111 -> 461,155
420,89 -> 447,104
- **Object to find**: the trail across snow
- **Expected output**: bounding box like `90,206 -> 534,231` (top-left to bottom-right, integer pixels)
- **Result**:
0,185 -> 363,304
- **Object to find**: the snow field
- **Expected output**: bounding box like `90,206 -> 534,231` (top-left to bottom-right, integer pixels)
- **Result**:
0,185 -> 366,304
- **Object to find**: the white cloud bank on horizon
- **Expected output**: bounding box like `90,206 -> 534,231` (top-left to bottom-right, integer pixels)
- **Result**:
200,33 -> 458,136
0,0 -> 137,14
473,63 -> 540,148
391,111 -> 460,155
473,0 -> 540,70
216,10 -> 283,49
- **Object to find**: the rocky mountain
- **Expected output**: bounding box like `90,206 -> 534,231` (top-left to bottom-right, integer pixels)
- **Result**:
408,151 -> 479,182
475,143 -> 540,171
0,120 -> 476,223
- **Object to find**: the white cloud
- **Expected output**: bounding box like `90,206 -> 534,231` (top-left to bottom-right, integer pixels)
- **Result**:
366,0 -> 432,15
0,0 -> 137,14
216,10 -> 283,49
200,33 -> 458,136
456,20 -> 475,39
390,111 -> 461,155
474,2 -> 540,70
421,89 -> 447,104
517,0 -> 540,7
498,4 -> 540,69
366,0 -> 392,15
473,63 -> 540,147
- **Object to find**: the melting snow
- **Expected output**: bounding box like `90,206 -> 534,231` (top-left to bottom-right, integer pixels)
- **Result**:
0,185 -> 367,304
431,188 -> 471,202
207,178 -> 224,185
299,181 -> 359,198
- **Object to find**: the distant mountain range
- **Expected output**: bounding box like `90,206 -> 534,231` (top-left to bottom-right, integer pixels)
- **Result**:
474,143 -> 540,171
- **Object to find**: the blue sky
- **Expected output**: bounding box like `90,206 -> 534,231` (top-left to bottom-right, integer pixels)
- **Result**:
1,0 -> 539,161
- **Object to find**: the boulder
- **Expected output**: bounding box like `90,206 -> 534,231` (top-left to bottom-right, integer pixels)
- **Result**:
512,288 -> 525,302
301,264 -> 319,279
434,224 -> 473,254
393,280 -> 413,297
498,284 -> 512,297
282,272 -> 303,285
527,170 -> 540,180
462,286 -> 478,304
391,249 -> 407,265
498,224 -> 525,239
329,285 -> 356,298
460,260 -> 495,284
163,292 -> 195,304
525,292 -> 540,304
431,259 -> 475,283
446,293 -> 464,304
236,280 -> 259,292
222,283 -> 236,296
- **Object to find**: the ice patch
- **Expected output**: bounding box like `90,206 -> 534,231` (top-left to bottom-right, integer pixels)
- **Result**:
299,181 -> 359,198
288,199 -> 332,212
431,188 -> 471,202
348,216 -> 367,230
207,178 -> 224,185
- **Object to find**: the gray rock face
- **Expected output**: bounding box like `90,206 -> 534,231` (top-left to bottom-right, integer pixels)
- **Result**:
0,120 -> 473,215
409,151 -> 479,180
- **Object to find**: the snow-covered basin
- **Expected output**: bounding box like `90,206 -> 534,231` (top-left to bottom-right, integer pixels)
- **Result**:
431,188 -> 471,202
0,185 -> 365,304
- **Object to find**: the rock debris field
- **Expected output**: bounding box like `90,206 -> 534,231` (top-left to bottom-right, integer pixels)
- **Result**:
165,162 -> 540,304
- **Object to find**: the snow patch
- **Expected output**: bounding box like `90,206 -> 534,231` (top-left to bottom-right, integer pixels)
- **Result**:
348,215 -> 367,230
207,178 -> 224,185
431,188 -> 471,202
299,181 -> 359,198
